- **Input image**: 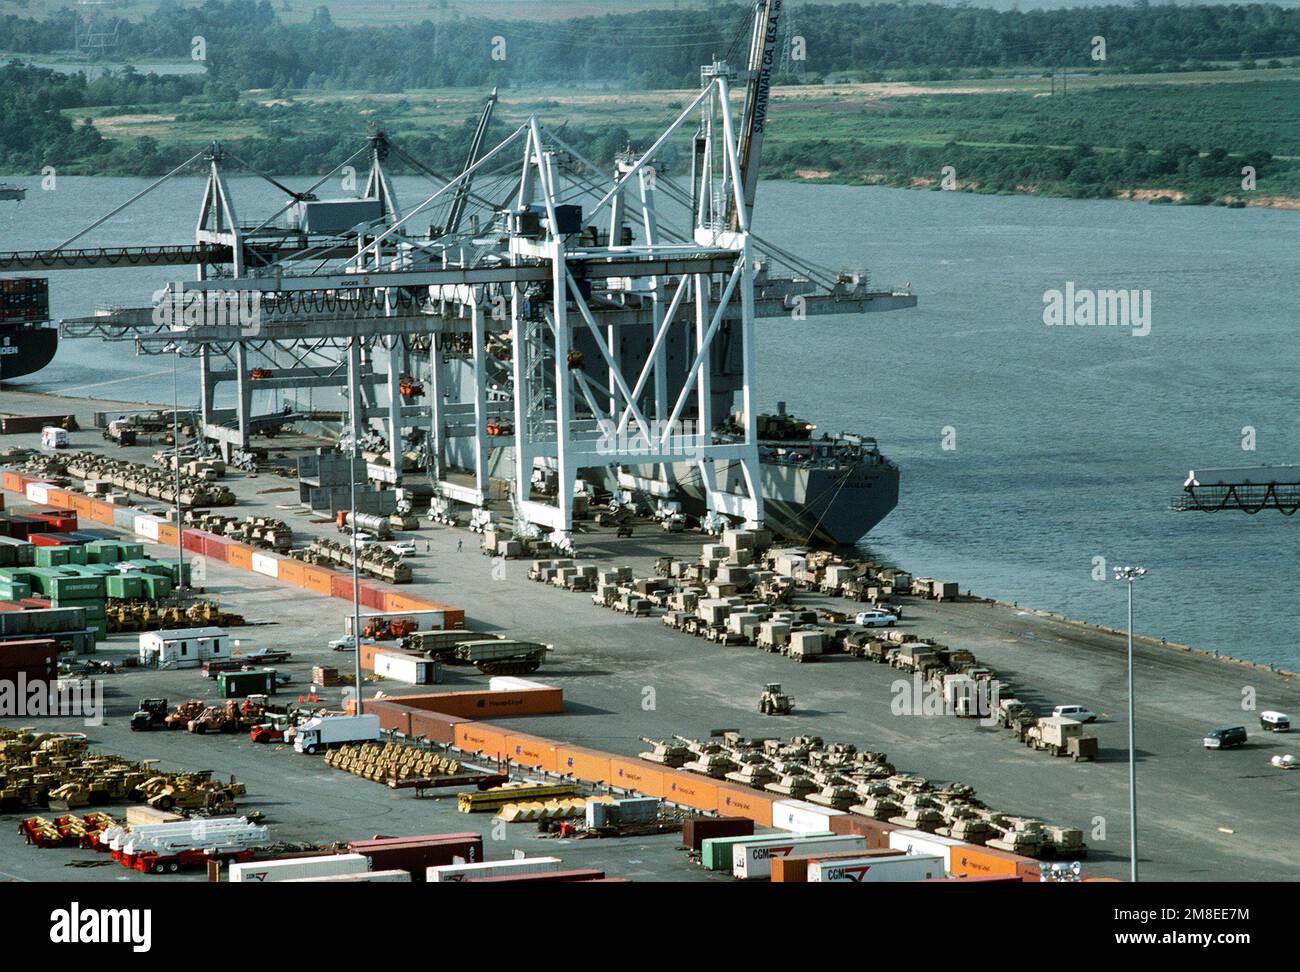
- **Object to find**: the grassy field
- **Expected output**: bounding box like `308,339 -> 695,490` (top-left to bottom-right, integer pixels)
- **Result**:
49,67 -> 1300,205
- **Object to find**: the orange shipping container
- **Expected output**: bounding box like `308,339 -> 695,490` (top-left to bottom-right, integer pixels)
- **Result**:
556,746 -> 611,785
383,592 -> 434,614
278,559 -> 307,587
396,687 -> 563,719
608,757 -> 665,798
1,472 -> 21,493
715,784 -> 774,827
949,844 -> 1029,879
505,734 -> 560,773
408,710 -> 460,745
363,700 -> 412,735
455,723 -> 508,760
158,523 -> 179,545
830,814 -> 899,849
46,490 -> 73,509
660,771 -> 718,812
301,565 -> 334,596
227,544 -> 253,570
89,500 -> 116,525
772,847 -> 904,884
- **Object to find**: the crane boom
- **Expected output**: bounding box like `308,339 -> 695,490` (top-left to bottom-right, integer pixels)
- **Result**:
732,0 -> 782,230
446,88 -> 498,235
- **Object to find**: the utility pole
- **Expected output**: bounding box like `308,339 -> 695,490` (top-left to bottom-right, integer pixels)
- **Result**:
1114,565 -> 1146,882
171,344 -> 185,603
348,336 -> 363,717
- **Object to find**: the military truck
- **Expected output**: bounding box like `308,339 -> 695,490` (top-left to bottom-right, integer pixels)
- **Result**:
1027,717 -> 1099,761
451,639 -> 548,675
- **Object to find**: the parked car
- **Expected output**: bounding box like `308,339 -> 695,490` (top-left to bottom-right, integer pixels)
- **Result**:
1203,726 -> 1248,750
328,635 -> 375,652
855,609 -> 897,628
1259,711 -> 1291,732
388,541 -> 417,557
1052,704 -> 1097,723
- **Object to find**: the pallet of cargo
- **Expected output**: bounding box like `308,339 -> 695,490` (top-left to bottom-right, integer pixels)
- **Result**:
457,782 -> 580,813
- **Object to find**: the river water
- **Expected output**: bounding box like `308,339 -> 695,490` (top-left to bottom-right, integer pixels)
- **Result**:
0,176 -> 1296,667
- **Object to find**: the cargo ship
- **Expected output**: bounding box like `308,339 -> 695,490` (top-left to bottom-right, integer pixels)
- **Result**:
0,278 -> 57,381
669,406 -> 899,547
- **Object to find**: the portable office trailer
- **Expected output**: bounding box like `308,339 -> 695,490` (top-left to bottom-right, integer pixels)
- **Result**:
138,626 -> 228,668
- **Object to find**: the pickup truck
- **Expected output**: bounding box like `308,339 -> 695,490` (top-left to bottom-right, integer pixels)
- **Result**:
201,659 -> 245,678
243,649 -> 292,664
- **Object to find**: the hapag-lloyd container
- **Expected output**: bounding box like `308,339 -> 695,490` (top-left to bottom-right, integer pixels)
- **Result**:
809,853 -> 945,883
888,828 -> 965,871
772,798 -> 846,834
732,833 -> 867,880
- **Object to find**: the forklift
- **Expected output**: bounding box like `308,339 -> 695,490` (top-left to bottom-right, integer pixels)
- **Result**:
129,698 -> 169,731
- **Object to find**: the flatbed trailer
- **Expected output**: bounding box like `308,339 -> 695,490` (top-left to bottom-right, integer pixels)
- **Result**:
386,772 -> 509,797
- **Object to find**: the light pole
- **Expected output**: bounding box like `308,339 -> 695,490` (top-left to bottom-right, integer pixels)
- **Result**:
347,337 -> 363,717
165,343 -> 185,604
1113,564 -> 1146,882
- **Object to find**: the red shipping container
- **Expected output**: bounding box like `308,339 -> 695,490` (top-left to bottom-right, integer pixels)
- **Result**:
359,583 -> 387,611
330,574 -> 357,601
29,533 -> 72,547
681,816 -> 754,852
466,868 -> 606,884
182,531 -> 206,554
348,834 -> 483,882
201,534 -> 230,561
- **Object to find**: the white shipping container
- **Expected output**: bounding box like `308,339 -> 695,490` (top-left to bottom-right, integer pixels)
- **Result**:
25,483 -> 50,504
772,799 -> 846,834
373,651 -> 437,685
229,853 -> 369,883
283,869 -> 411,883
809,853 -> 945,883
251,552 -> 280,578
488,676 -> 552,692
427,856 -> 562,883
888,829 -> 965,870
344,608 -> 448,636
733,834 -> 867,880
134,514 -> 162,541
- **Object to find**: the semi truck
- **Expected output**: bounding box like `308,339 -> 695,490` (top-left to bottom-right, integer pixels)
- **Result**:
293,714 -> 381,754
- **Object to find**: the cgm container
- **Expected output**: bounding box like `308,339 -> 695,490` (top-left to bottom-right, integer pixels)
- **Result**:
228,853 -> 369,882
733,834 -> 868,880
284,869 -> 412,883
348,833 -> 483,881
772,847 -> 905,883
888,829 -> 966,871
427,856 -> 562,883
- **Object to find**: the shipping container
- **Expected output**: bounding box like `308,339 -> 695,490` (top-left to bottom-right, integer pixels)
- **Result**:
700,832 -> 828,872
830,814 -> 900,849
455,723 -> 509,759
349,834 -> 482,880
682,816 -> 754,852
609,757 -> 664,798
888,829 -> 966,871
407,710 -> 460,745
772,847 -> 905,883
284,869 -> 412,883
556,745 -> 611,785
372,651 -> 438,685
661,771 -> 718,812
948,844 -> 1030,879
216,669 -> 277,698
251,552 -> 280,578
393,687 -> 563,718
733,834 -> 869,880
427,856 -> 562,883
227,544 -> 254,570
465,868 -> 606,884
361,699 -> 412,735
301,564 -> 334,596
506,734 -> 561,773
809,853 -> 945,883
772,798 -> 846,834
228,853 -> 370,882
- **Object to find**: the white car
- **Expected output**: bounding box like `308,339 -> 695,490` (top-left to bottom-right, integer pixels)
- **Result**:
855,609 -> 897,628
328,635 -> 376,652
1052,704 -> 1097,723
388,541 -> 417,557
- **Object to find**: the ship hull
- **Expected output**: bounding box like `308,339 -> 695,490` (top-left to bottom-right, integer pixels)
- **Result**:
0,324 -> 58,381
656,456 -> 900,547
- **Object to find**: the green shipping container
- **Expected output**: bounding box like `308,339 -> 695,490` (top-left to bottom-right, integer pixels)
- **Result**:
52,599 -> 106,621
86,542 -> 122,564
216,669 -> 276,698
105,574 -> 145,599
140,574 -> 173,598
699,832 -> 834,871
47,576 -> 106,600
0,582 -> 32,600
35,547 -> 72,568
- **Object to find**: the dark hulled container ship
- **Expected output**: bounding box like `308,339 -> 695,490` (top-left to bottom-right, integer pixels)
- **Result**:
0,278 -> 57,381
